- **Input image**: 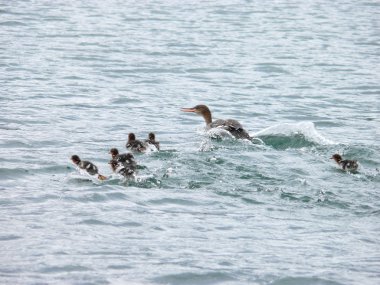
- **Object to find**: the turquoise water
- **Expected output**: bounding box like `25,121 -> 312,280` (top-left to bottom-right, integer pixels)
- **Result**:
1,1 -> 379,284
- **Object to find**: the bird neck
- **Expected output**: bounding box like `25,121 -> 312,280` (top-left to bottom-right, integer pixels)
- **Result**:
202,111 -> 212,125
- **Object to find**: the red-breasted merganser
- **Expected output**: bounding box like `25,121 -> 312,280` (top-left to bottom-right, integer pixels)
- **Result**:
145,132 -> 160,150
126,133 -> 147,152
109,148 -> 137,168
109,159 -> 135,177
71,155 -> 107,180
330,154 -> 359,171
109,148 -> 137,177
181,104 -> 252,140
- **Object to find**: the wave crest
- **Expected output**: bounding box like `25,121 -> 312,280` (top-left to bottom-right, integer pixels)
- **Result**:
253,122 -> 335,149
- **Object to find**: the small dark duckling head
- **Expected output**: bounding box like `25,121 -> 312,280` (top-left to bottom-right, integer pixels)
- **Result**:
109,148 -> 119,158
330,154 -> 342,163
71,155 -> 81,165
148,132 -> 155,141
181,104 -> 212,125
128,133 -> 136,141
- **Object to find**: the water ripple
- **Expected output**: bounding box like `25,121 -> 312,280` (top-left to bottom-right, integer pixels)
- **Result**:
1,1 -> 379,284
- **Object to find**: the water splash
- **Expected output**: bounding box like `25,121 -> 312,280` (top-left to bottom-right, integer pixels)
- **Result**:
197,126 -> 264,147
67,172 -> 104,185
253,122 -> 335,149
206,127 -> 235,139
144,143 -> 159,153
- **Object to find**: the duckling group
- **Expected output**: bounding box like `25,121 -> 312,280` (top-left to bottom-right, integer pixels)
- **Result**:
71,105 -> 359,181
71,132 -> 159,180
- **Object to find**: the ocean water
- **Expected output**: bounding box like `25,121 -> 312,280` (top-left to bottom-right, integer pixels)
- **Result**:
1,0 -> 379,284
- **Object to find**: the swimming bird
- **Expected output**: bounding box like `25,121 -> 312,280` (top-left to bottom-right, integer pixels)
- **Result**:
145,132 -> 160,150
109,148 -> 137,168
109,159 -> 135,178
330,154 -> 359,171
126,133 -> 147,152
181,104 -> 252,140
71,155 -> 107,180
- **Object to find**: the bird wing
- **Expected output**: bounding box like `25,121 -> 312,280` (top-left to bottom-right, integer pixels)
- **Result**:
225,119 -> 244,130
209,119 -> 251,139
83,161 -> 98,175
211,119 -> 243,130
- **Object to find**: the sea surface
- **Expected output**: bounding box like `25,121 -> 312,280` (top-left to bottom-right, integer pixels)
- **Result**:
1,1 -> 379,284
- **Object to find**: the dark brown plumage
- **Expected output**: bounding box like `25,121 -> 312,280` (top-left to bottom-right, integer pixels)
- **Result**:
109,147 -> 137,175
126,133 -> 147,152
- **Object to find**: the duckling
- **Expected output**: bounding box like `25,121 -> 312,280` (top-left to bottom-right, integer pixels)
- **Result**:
109,148 -> 137,176
109,148 -> 137,168
71,155 -> 107,180
330,154 -> 359,171
109,159 -> 135,178
126,133 -> 147,152
145,132 -> 160,150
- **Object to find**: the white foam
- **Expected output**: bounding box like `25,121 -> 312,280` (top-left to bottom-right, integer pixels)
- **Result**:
198,139 -> 213,152
68,171 -> 103,184
253,122 -> 335,145
144,143 -> 159,153
207,127 -> 235,139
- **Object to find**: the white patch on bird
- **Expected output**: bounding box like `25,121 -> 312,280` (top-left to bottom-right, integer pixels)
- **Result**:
115,164 -> 124,173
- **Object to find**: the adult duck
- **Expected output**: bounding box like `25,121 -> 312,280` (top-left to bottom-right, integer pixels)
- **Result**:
181,104 -> 252,140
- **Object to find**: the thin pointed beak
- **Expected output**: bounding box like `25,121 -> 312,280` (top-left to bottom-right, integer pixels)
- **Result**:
181,107 -> 196,113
